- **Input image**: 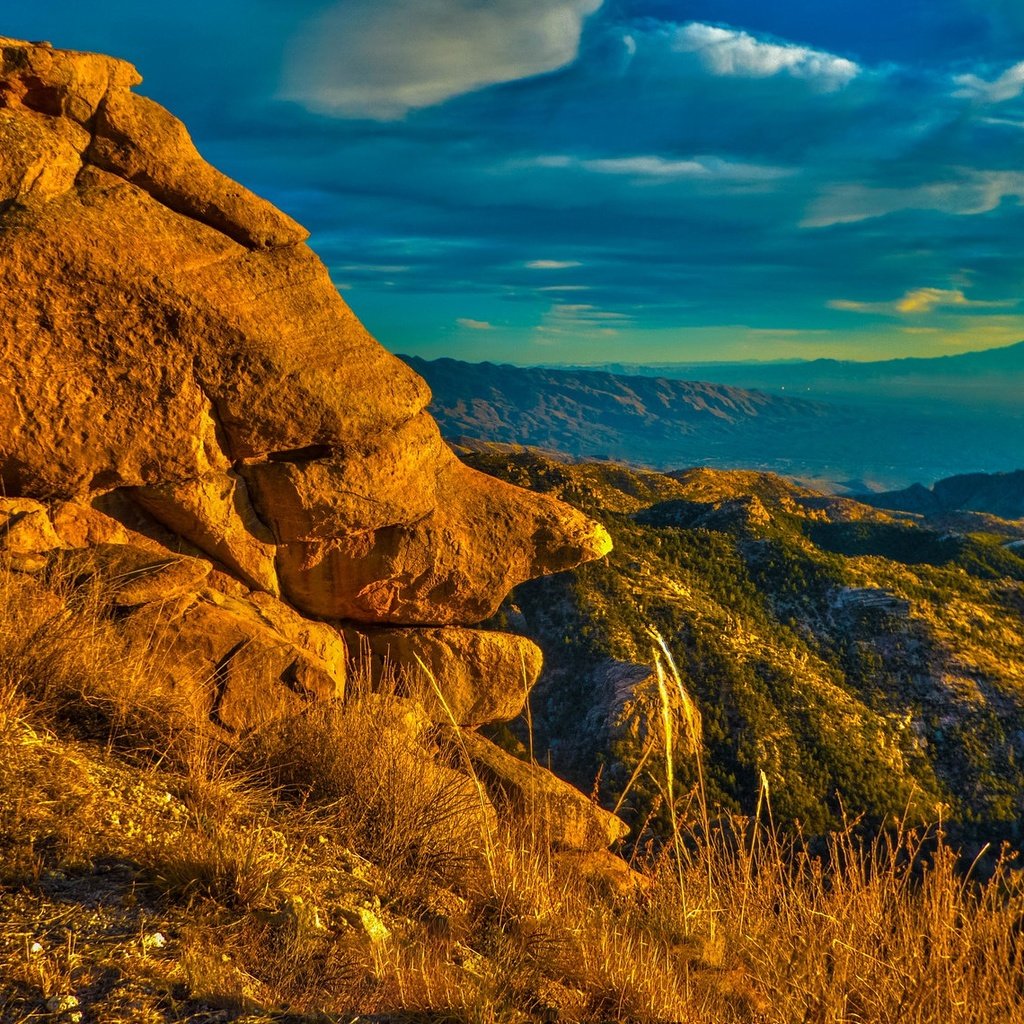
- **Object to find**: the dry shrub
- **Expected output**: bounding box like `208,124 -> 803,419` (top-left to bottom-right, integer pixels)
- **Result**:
146,815 -> 293,912
0,560 -> 198,759
242,696 -> 491,886
177,917 -> 373,1017
685,820 -> 1024,1023
2,571 -> 1023,1024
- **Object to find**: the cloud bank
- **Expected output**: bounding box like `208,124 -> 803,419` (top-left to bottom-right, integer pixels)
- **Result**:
829,288 -> 1016,316
283,0 -> 602,118
805,171 -> 1024,227
954,60 -> 1024,103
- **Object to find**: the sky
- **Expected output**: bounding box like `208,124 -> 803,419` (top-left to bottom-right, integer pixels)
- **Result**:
8,1 -> 1024,364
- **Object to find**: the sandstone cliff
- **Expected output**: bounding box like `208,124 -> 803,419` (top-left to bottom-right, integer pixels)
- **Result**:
0,39 -> 618,853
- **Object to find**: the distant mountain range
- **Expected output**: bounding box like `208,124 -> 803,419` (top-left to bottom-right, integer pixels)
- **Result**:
400,355 -> 833,469
557,340 -> 1024,410
399,353 -> 1024,490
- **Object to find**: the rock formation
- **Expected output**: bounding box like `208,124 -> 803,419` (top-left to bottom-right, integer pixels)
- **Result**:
0,39 -> 620,852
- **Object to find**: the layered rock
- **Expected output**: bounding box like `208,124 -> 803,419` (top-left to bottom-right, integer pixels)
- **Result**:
0,498 -> 346,730
455,731 -> 629,852
0,38 -> 622,851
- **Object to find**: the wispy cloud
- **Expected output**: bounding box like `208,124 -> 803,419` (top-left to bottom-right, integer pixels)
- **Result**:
954,60 -> 1024,103
536,302 -> 631,339
335,263 -> 411,274
456,317 -> 495,330
673,22 -> 860,92
896,288 -> 977,314
981,115 -> 1024,129
283,0 -> 603,118
525,259 -> 582,269
828,287 -> 1017,316
805,171 -> 1024,227
534,153 -> 793,182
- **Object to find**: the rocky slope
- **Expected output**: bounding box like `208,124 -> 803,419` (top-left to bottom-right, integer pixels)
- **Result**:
463,446 -> 1024,844
0,38 -> 618,858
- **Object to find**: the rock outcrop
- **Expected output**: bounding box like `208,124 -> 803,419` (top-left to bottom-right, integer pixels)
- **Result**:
0,37 -> 609,621
455,731 -> 629,852
344,625 -> 543,727
0,39 -> 621,852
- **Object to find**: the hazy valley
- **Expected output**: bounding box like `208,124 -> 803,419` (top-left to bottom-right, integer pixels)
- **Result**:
405,346 -> 1024,491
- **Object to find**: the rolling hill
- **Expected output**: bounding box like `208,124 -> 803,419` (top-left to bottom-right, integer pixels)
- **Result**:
859,470 -> 1024,521
463,445 -> 1024,844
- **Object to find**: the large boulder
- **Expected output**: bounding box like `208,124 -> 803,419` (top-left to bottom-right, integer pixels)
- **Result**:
122,588 -> 346,734
0,36 -> 610,631
455,731 -> 629,852
0,37 -> 613,753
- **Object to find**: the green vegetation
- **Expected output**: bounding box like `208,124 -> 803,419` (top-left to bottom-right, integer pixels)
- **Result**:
469,449 -> 1024,847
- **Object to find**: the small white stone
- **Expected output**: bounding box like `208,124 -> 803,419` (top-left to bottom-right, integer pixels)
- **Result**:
358,907 -> 391,944
29,941 -> 43,955
143,931 -> 167,950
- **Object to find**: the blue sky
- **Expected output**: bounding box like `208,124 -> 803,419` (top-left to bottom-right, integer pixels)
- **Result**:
9,1 -> 1024,363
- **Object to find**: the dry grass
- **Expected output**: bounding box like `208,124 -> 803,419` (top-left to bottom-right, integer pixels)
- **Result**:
0,562 -> 1022,1022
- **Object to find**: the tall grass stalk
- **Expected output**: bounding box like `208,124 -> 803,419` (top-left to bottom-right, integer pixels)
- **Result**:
414,653 -> 498,884
653,654 -> 686,905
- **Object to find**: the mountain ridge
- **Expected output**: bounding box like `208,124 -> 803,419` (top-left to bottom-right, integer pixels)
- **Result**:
545,338 -> 1024,379
859,469 -> 1024,521
401,353 -> 843,473
400,353 -> 1024,489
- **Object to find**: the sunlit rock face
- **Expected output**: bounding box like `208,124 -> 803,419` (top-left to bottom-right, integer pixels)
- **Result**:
0,38 -> 613,775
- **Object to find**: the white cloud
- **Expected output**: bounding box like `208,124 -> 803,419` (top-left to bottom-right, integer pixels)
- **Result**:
535,153 -> 793,182
954,61 -> 1024,103
673,22 -> 860,92
526,259 -> 582,269
283,0 -> 603,119
981,115 -> 1024,129
804,170 -> 1024,227
456,318 -> 495,330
